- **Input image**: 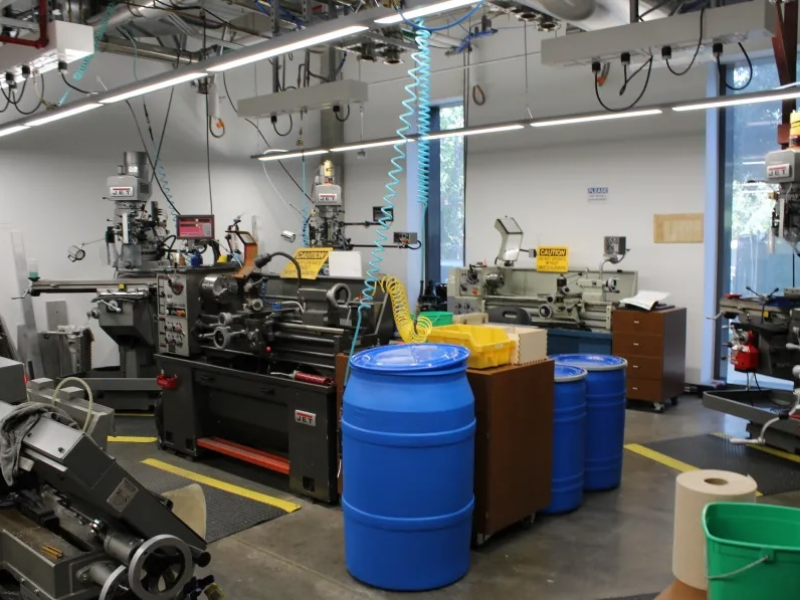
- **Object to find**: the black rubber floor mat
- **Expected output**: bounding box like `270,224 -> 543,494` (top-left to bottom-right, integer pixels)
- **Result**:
119,459 -> 289,543
643,434 -> 800,496
114,415 -> 157,437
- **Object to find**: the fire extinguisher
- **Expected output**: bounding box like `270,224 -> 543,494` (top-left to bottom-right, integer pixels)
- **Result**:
730,330 -> 759,372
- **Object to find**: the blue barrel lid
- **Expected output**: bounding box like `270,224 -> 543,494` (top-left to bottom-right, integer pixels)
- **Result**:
350,344 -> 470,373
554,364 -> 588,382
550,353 -> 627,371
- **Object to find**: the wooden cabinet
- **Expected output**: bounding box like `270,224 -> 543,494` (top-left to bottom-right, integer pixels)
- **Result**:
469,360 -> 553,544
611,308 -> 687,409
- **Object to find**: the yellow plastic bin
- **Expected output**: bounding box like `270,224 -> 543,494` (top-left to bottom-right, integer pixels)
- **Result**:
427,325 -> 515,369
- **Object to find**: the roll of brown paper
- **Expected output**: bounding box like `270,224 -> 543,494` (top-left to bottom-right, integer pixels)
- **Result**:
672,470 -> 757,590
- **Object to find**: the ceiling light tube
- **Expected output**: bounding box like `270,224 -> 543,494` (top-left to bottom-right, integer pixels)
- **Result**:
101,72 -> 207,104
375,0 -> 482,24
208,25 -> 368,73
531,108 -> 663,127
257,149 -> 329,162
0,125 -> 29,137
331,138 -> 413,152
672,89 -> 800,112
422,124 -> 525,141
27,103 -> 101,126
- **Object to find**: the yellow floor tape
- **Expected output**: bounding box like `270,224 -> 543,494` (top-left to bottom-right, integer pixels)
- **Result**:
141,458 -> 302,513
624,442 -> 763,497
108,436 -> 158,443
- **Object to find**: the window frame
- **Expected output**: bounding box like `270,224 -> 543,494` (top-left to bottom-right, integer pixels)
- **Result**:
425,100 -> 466,285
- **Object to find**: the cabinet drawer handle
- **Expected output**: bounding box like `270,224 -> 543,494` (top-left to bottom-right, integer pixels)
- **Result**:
199,375 -> 215,383
633,387 -> 639,391
633,342 -> 640,347
633,365 -> 640,369
633,320 -> 640,325
260,388 -> 276,396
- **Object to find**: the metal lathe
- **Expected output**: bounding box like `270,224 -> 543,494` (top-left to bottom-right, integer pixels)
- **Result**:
155,251 -> 392,504
0,364 -> 211,600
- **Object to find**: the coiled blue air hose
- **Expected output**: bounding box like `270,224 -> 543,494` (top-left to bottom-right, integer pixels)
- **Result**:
345,19 -> 431,379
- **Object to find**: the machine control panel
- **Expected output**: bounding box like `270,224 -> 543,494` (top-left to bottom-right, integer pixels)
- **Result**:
447,297 -> 483,315
157,274 -> 190,356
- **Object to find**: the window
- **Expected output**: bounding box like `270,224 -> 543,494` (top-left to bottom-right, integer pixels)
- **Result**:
426,102 -> 466,283
720,57 -> 800,389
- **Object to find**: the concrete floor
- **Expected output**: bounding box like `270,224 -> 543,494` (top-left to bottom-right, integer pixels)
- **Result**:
114,398 -> 800,600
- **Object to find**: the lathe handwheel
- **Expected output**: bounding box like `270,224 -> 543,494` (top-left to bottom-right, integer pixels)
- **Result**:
127,534 -> 193,600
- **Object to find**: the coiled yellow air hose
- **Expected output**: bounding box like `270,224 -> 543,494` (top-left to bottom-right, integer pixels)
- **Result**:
380,276 -> 433,343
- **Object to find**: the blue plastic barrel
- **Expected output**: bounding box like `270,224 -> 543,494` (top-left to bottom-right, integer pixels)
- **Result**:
542,364 -> 588,515
549,354 -> 627,491
342,344 -> 476,591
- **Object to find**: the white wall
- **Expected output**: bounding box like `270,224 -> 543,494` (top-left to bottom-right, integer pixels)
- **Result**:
341,23 -> 711,383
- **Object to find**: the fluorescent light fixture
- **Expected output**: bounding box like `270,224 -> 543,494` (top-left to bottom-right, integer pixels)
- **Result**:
375,0 -> 481,24
742,160 -> 766,166
331,138 -> 412,152
208,26 -> 368,73
531,109 -> 663,127
422,124 -> 524,141
672,89 -> 800,112
27,103 -> 102,126
0,125 -> 29,138
101,72 -> 207,104
257,149 -> 329,162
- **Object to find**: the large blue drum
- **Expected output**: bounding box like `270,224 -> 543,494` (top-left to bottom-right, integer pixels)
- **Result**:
342,344 -> 476,591
549,354 -> 627,491
542,364 -> 588,514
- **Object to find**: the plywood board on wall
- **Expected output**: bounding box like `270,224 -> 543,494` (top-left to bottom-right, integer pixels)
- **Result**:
653,213 -> 704,243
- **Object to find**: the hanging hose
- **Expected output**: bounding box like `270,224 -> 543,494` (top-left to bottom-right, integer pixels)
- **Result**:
415,26 -> 432,293
345,20 -> 428,379
50,377 -> 94,432
381,276 -> 433,343
302,157 -> 310,247
59,1 -> 117,106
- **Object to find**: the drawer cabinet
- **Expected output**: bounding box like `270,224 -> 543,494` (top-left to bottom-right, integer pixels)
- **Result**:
612,307 -> 687,410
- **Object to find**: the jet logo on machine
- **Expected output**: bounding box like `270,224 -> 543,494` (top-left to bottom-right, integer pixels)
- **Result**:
767,163 -> 791,179
294,410 -> 316,427
109,186 -> 134,197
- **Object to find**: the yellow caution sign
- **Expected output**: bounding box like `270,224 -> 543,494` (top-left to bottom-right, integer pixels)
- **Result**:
281,247 -> 333,280
536,246 -> 569,273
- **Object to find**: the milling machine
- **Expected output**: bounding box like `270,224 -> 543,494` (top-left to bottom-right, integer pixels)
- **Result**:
447,217 -> 638,331
305,160 -> 418,252
704,147 -> 800,452
0,360 -> 213,600
28,152 -> 169,410
155,250 -> 393,503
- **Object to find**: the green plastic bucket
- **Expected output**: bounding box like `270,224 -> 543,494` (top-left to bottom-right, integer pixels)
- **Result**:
703,502 -> 800,600
420,311 -> 453,327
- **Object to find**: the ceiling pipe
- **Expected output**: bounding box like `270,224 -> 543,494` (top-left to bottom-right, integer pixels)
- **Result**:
99,37 -> 200,64
0,0 -> 49,48
87,0 -> 201,32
